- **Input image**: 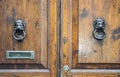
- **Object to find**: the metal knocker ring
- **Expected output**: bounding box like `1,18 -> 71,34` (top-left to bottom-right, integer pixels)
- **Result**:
93,18 -> 106,40
12,19 -> 26,41
12,30 -> 26,41
93,29 -> 106,40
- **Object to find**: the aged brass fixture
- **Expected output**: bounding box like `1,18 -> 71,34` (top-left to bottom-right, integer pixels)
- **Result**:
6,51 -> 34,59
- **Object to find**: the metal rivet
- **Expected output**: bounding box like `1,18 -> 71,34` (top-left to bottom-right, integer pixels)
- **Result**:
63,65 -> 69,71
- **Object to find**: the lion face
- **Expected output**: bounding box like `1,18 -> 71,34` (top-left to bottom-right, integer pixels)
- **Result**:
14,19 -> 25,31
94,18 -> 105,29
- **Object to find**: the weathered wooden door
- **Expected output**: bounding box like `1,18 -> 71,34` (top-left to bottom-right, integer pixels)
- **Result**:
1,0 -> 120,77
0,0 -> 58,77
61,0 -> 120,77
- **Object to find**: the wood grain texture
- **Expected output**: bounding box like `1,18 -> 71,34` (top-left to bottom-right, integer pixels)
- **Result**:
26,0 -> 41,64
40,0 -> 48,68
0,0 -> 58,77
61,0 -> 120,77
72,74 -> 118,77
48,0 -> 58,76
61,0 -> 72,76
78,0 -> 120,63
72,0 -> 79,68
1,0 -> 120,77
0,0 -> 45,66
78,0 -> 99,63
0,0 -> 5,63
0,0 -> 47,67
61,0 -> 72,65
0,73 -> 50,77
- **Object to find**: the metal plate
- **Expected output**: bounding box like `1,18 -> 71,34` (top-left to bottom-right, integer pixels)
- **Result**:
6,51 -> 34,59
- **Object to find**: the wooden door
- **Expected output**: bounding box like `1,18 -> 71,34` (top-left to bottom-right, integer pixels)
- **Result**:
0,0 -> 58,77
61,0 -> 120,77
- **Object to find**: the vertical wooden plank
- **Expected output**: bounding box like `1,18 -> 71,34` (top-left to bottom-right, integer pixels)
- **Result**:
5,0 -> 28,63
61,0 -> 71,65
0,0 -> 6,63
78,0 -> 101,63
48,0 -> 58,77
4,0 -> 17,64
26,0 -> 41,64
90,0 -> 109,63
0,0 -> 1,57
4,0 -> 14,52
40,0 -> 48,68
61,0 -> 72,76
105,0 -> 120,63
72,0 -> 79,67
5,0 -> 27,50
19,0 -> 27,51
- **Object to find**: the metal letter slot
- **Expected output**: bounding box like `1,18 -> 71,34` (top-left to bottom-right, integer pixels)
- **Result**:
6,51 -> 34,59
93,18 -> 106,40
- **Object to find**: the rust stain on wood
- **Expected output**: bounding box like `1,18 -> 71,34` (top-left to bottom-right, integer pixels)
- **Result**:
118,8 -> 120,14
6,7 -> 16,24
80,8 -> 88,19
63,37 -> 68,44
72,50 -> 79,55
34,19 -> 39,28
112,26 -> 120,41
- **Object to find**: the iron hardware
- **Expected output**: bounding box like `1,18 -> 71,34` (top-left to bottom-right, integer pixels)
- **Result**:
93,18 -> 106,40
12,19 -> 26,41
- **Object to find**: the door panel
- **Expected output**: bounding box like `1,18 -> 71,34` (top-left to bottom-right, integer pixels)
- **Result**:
0,0 -> 58,77
2,0 -> 46,65
78,0 -> 120,63
0,0 -> 46,67
72,74 -> 118,77
61,0 -> 120,77
0,73 -> 49,77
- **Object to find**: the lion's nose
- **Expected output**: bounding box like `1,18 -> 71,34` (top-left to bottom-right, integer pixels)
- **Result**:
17,25 -> 23,30
18,26 -> 21,29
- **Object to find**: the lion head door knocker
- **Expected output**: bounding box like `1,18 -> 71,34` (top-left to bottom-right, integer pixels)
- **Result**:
12,19 -> 26,42
93,18 -> 106,40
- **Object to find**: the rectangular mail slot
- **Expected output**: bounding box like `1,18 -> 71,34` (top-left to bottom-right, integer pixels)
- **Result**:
6,51 -> 34,59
